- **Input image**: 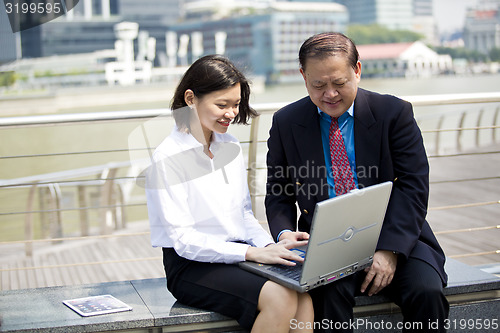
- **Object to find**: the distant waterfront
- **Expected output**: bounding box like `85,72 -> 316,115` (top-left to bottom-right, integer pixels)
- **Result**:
255,73 -> 500,104
2,72 -> 500,117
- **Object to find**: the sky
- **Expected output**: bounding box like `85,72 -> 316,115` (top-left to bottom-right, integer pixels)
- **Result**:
433,0 -> 480,34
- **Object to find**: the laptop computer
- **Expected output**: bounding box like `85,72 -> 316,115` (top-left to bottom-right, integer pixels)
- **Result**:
239,181 -> 393,293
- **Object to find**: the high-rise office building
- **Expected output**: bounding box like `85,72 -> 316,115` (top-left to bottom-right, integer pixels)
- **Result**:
17,0 -> 182,62
336,0 -> 436,43
413,0 -> 433,16
337,0 -> 413,30
464,0 -> 500,54
0,2 -> 21,63
478,0 -> 500,8
119,0 -> 181,22
413,0 -> 436,44
64,0 -> 119,20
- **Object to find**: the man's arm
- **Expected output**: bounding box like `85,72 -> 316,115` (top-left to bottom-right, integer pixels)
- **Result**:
362,98 -> 429,294
265,114 -> 299,240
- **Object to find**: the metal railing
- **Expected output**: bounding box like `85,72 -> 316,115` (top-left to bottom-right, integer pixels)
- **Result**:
1,92 -> 500,290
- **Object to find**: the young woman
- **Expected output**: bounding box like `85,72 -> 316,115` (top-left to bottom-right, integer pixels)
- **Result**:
145,55 -> 314,332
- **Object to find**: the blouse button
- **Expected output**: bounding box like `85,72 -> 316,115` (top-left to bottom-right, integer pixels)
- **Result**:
303,209 -> 309,214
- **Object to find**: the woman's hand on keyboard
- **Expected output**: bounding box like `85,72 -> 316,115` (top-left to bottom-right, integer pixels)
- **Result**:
245,240 -> 308,266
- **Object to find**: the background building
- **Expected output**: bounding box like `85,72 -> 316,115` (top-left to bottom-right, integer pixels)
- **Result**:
0,3 -> 21,63
1,1 -> 348,86
463,0 -> 500,54
17,0 -> 182,66
337,0 -> 414,30
336,0 -> 436,43
358,41 -> 453,78
413,0 -> 437,44
171,0 -> 348,83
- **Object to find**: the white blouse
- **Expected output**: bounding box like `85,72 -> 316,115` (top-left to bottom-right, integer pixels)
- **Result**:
145,126 -> 274,264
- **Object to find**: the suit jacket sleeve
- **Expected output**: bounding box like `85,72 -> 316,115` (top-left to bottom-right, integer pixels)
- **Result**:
265,113 -> 298,240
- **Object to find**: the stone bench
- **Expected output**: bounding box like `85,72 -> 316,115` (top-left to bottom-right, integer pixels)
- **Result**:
1,258 -> 499,333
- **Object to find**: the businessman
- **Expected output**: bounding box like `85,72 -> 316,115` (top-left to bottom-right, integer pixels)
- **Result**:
265,32 -> 449,332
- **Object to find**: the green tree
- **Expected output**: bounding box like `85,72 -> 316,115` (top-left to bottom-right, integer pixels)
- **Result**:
346,24 -> 423,45
432,46 -> 487,62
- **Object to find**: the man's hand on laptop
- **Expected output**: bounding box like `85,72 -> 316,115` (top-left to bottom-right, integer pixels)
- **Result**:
360,250 -> 398,296
278,231 -> 310,242
245,240 -> 308,266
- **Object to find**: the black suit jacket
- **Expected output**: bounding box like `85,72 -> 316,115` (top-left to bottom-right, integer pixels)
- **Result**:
265,88 -> 447,285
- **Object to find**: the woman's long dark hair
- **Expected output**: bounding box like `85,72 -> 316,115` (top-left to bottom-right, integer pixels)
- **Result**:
170,55 -> 258,129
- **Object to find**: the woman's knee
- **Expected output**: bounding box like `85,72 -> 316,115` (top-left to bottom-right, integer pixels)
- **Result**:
296,292 -> 314,320
259,281 -> 299,314
297,292 -> 313,310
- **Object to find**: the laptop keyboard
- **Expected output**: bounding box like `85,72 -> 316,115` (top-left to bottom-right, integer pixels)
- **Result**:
266,248 -> 305,282
268,263 -> 303,281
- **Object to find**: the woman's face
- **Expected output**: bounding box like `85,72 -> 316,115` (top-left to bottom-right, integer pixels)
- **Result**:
188,83 -> 241,141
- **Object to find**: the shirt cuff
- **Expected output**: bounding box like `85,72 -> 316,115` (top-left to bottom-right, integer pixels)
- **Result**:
252,234 -> 275,248
277,229 -> 293,242
225,242 -> 251,263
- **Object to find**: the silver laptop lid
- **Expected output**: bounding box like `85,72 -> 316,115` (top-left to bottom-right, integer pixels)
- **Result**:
300,181 -> 393,284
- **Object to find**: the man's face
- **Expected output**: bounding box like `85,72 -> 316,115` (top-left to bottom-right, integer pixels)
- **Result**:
300,55 -> 361,118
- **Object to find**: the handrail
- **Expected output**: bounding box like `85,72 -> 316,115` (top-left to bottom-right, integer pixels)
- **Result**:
449,250 -> 500,259
0,202 -> 145,217
0,161 -> 133,187
0,109 -> 173,127
0,231 -> 150,245
401,92 -> 500,106
435,225 -> 500,235
429,200 -> 500,211
1,92 -> 500,127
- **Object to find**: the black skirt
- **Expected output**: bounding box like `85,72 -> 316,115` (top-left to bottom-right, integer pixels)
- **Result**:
162,247 -> 268,330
